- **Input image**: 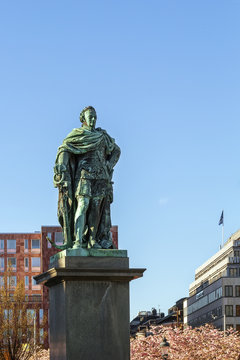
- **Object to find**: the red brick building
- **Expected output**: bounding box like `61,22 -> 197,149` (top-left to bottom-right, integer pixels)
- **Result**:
0,225 -> 118,347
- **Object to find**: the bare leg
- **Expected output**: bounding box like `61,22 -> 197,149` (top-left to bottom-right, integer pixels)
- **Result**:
73,196 -> 90,249
87,197 -> 103,248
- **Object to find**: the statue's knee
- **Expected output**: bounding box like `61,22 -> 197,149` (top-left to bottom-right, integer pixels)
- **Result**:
77,196 -> 90,210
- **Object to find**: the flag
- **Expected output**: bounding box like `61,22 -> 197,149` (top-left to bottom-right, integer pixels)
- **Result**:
219,211 -> 224,226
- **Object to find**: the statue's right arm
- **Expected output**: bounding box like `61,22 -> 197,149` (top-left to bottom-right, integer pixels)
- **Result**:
57,151 -> 70,167
54,151 -> 70,187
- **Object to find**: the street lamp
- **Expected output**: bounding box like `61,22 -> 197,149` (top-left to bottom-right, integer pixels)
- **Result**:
160,336 -> 170,359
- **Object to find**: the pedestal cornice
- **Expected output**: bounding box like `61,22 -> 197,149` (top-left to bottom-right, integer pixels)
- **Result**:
35,267 -> 145,287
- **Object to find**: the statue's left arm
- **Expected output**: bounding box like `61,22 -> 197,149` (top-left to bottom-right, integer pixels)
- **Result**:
107,144 -> 121,173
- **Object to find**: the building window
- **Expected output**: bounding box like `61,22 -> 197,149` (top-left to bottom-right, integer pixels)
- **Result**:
24,258 -> 29,271
0,240 -> 4,253
215,287 -> 222,299
0,258 -> 4,272
39,328 -> 44,344
4,309 -> 13,320
236,305 -> 240,317
234,251 -> 240,257
0,276 -> 4,287
31,257 -> 40,272
236,324 -> 240,332
47,233 -> 52,248
39,309 -> 43,324
229,268 -> 238,277
188,287 -> 223,315
32,239 -> 40,249
7,276 -> 17,288
31,239 -> 40,253
32,276 -> 41,290
236,286 -> 240,297
225,285 -> 233,297
7,240 -> 16,254
55,232 -> 63,245
24,239 -> 28,253
25,276 -> 29,289
27,309 -> 36,325
225,305 -> 233,317
226,324 -> 234,330
7,258 -> 16,272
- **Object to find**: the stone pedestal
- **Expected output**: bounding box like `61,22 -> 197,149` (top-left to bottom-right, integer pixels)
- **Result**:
35,249 -> 145,360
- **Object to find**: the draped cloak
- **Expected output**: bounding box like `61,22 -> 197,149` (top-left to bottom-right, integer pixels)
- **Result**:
56,127 -> 116,160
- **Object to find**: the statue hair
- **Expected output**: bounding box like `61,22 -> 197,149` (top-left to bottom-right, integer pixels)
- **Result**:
79,106 -> 96,123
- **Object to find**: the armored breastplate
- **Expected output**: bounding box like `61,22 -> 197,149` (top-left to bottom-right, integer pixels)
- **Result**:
75,140 -> 109,180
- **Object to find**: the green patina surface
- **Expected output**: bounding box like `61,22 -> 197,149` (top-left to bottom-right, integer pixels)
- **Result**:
50,248 -> 127,264
50,106 -> 121,252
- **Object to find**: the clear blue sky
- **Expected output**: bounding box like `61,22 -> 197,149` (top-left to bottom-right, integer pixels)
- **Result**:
0,0 -> 240,319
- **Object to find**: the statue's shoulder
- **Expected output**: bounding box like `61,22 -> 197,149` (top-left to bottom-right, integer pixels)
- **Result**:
95,127 -> 113,139
96,127 -> 114,140
64,127 -> 84,141
95,127 -> 107,134
95,127 -> 117,152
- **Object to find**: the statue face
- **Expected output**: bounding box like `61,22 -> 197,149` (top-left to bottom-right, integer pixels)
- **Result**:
84,109 -> 97,129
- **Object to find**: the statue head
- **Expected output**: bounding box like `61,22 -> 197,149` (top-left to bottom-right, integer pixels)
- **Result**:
80,106 -> 97,129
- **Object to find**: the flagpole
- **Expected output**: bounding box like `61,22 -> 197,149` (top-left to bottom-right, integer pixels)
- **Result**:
222,224 -> 224,247
219,210 -> 224,248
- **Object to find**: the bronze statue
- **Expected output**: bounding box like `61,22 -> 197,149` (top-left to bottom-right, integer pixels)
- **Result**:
51,106 -> 120,250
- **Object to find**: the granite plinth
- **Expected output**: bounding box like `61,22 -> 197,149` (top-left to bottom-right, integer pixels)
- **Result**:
35,251 -> 145,360
49,248 -> 128,268
51,248 -> 127,259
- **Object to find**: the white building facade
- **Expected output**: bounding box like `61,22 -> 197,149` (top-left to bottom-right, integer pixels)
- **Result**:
185,230 -> 240,331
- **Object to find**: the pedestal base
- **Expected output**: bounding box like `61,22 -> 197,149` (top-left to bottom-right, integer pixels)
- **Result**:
35,250 -> 145,360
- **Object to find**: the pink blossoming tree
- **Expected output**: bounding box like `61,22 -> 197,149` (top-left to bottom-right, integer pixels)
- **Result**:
131,324 -> 240,360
